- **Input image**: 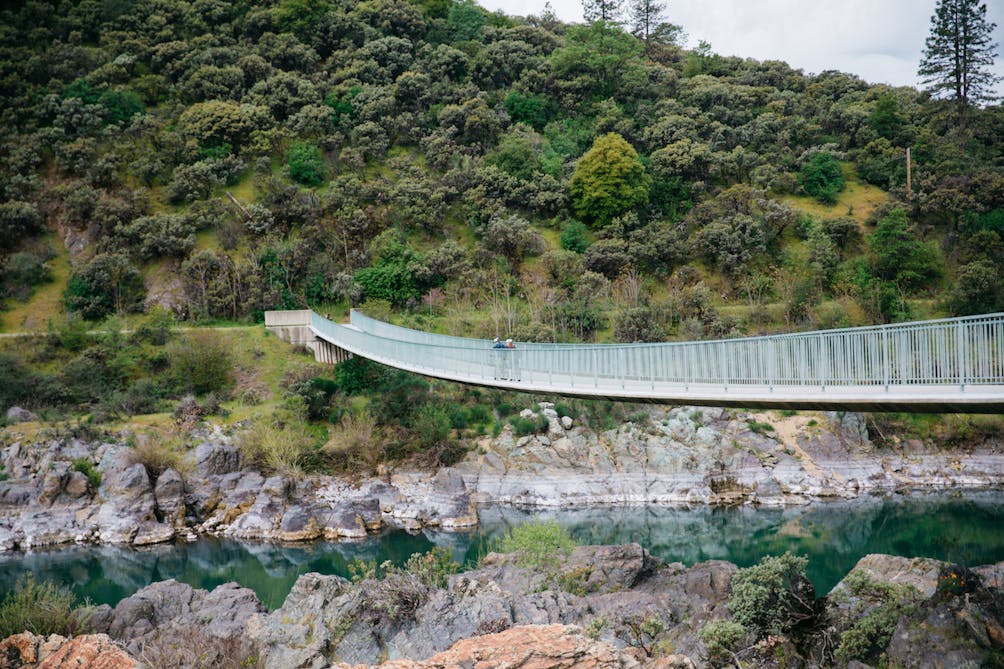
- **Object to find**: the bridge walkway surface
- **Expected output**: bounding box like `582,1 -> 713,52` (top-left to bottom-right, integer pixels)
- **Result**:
264,309 -> 1004,413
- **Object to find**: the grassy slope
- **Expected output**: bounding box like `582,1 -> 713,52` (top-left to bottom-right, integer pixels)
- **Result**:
782,164 -> 888,226
0,234 -> 71,333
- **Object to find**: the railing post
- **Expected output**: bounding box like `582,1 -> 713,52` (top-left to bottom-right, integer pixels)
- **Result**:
685,346 -> 691,392
820,336 -> 827,392
882,329 -> 889,392
649,346 -> 655,390
956,320 -> 966,391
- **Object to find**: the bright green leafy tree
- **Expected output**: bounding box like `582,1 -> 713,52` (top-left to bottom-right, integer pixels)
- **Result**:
288,141 -> 327,186
569,132 -> 650,227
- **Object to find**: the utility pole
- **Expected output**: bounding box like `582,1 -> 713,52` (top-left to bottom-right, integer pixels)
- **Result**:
906,147 -> 912,198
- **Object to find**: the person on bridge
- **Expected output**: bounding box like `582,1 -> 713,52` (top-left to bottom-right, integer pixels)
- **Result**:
492,337 -> 505,349
505,338 -> 515,348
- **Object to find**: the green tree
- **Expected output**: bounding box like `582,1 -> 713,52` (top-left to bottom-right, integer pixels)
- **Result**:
868,208 -> 943,291
447,0 -> 485,41
799,152 -> 845,204
627,0 -> 665,50
946,260 -> 1000,315
583,0 -> 623,23
918,0 -> 1001,123
869,92 -> 904,140
569,132 -> 650,227
98,88 -> 144,125
288,141 -> 327,186
64,254 -> 146,320
560,220 -> 591,253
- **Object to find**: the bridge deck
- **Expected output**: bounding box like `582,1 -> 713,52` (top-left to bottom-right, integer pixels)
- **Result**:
267,310 -> 1004,412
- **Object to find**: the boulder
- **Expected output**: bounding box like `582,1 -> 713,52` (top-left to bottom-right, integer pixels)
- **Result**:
192,441 -> 240,476
5,406 -> 37,424
331,624 -> 644,668
0,632 -> 138,669
831,554 -> 943,598
93,579 -> 264,657
153,468 -> 185,525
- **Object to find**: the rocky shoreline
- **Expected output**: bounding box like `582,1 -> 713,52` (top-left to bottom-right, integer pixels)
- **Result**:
3,547 -> 1003,668
1,406 -> 1003,553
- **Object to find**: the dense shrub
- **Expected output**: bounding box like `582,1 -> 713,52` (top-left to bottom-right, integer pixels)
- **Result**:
729,553 -> 816,639
700,620 -> 746,668
831,571 -> 918,664
492,520 -> 578,568
71,458 -> 102,488
2,250 -> 52,300
412,404 -> 452,447
288,141 -> 326,186
168,332 -> 233,396
0,200 -> 42,250
799,152 -> 845,204
64,254 -> 146,320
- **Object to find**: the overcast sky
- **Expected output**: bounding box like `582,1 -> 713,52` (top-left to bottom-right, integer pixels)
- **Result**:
478,0 -> 1004,95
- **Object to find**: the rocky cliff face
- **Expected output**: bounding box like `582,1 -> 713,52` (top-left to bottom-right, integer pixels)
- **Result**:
39,548 -> 1002,669
0,426 -> 474,553
452,404 -> 1004,506
1,406 -> 1002,553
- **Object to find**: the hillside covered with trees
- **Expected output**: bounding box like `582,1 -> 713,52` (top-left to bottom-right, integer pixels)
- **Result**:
0,0 -> 1002,436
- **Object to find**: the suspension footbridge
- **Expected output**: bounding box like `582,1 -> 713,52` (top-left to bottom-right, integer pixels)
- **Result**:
265,310 -> 1004,412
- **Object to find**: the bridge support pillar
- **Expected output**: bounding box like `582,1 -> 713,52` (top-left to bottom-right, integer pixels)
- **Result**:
312,339 -> 352,365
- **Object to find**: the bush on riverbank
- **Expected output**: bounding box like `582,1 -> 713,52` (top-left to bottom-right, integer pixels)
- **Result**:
493,520 -> 578,568
729,553 -> 816,639
0,575 -> 91,639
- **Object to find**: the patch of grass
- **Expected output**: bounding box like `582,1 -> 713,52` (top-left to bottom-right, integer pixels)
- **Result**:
0,574 -> 91,639
0,234 -> 70,333
746,419 -> 775,435
236,413 -> 319,478
782,164 -> 888,225
128,435 -> 188,479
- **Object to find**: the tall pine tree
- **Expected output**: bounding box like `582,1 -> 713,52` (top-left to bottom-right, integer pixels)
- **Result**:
918,0 -> 1001,122
627,0 -> 666,51
583,0 -> 623,24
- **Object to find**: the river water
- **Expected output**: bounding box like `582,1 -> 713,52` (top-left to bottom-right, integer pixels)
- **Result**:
1,491 -> 1002,609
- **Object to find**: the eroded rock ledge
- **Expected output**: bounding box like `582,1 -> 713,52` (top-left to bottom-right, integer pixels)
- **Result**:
452,404 -> 1004,506
1,406 -> 1002,552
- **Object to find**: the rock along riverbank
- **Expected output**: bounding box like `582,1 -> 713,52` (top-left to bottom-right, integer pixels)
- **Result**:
1,405 -> 1003,552
4,548 -> 1003,668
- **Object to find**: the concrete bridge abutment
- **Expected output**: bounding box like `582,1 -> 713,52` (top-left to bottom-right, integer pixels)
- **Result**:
264,310 -> 351,365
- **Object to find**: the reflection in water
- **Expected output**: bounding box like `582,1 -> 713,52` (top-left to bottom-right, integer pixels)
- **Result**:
1,491 -> 1001,609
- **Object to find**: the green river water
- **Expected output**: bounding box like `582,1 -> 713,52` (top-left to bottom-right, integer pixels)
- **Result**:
1,492 -> 1002,610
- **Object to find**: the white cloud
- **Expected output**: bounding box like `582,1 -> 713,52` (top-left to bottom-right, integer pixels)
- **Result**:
478,0 -> 1004,92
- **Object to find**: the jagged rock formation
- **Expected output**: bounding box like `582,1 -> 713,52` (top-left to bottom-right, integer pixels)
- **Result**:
0,426 -> 475,552
2,549 -> 1003,668
453,405 -> 1004,506
1,407 -> 1002,553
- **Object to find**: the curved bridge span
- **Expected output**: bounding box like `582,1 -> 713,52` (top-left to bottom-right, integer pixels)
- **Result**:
265,310 -> 1004,412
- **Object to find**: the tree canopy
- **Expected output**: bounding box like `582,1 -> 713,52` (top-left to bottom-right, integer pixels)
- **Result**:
569,133 -> 650,227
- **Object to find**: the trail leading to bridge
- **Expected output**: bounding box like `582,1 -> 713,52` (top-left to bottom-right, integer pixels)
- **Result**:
266,310 -> 1004,413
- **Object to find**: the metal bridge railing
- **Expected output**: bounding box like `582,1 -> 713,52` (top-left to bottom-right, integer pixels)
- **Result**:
319,311 -> 1004,391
